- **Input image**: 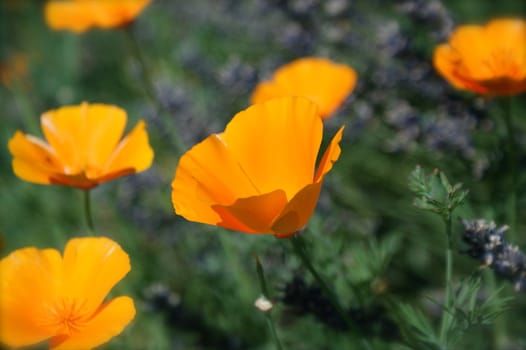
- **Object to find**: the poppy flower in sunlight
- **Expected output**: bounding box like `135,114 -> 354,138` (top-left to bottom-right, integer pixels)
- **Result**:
44,0 -> 152,33
8,102 -> 154,189
251,57 -> 357,119
0,237 -> 135,350
171,96 -> 344,238
433,18 -> 526,96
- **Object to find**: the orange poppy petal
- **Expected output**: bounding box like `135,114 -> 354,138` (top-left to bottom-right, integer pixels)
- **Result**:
433,44 -> 489,93
172,133 -> 266,226
271,126 -> 344,237
61,237 -> 131,313
83,104 -> 129,176
41,103 -> 127,177
271,181 -> 324,238
212,190 -> 289,233
251,57 -> 357,118
92,0 -> 152,28
45,0 -> 152,32
49,296 -> 135,350
8,131 -> 63,184
250,81 -> 287,105
314,126 -> 344,182
102,120 -> 154,176
485,18 -> 526,77
222,96 -> 322,199
447,25 -> 494,81
434,18 -> 526,96
0,248 -> 62,347
45,1 -> 95,33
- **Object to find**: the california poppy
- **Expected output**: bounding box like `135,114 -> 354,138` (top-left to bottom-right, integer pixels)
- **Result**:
0,236 -> 135,349
171,96 -> 344,238
45,0 -> 152,33
8,102 -> 154,189
433,18 -> 526,96
251,57 -> 357,119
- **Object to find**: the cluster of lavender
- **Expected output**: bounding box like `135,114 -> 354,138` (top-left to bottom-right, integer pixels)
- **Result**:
152,0 -> 488,161
281,276 -> 399,338
462,219 -> 526,291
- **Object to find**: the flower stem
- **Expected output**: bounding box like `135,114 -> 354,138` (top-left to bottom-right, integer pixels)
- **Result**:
124,26 -> 157,103
10,83 -> 39,134
486,270 -> 506,349
124,26 -> 186,155
290,234 -> 352,329
83,189 -> 95,234
255,256 -> 284,350
439,215 -> 453,345
502,97 -> 517,240
218,231 -> 254,302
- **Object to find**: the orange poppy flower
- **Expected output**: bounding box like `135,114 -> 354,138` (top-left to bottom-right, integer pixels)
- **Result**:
0,236 -> 135,349
8,102 -> 154,189
251,57 -> 357,119
171,96 -> 344,238
433,18 -> 526,96
45,0 -> 152,33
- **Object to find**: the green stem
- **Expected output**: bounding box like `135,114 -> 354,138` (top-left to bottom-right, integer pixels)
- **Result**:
255,257 -> 284,350
10,83 -> 39,134
486,270 -> 505,349
218,231 -> 254,302
124,26 -> 186,154
124,26 -> 157,103
83,189 -> 95,234
290,234 -> 353,329
439,215 -> 453,346
502,97 -> 517,240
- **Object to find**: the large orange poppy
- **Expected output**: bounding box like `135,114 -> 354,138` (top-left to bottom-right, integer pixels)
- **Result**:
171,96 -> 344,238
45,0 -> 152,33
8,102 -> 154,189
251,57 -> 357,119
0,237 -> 135,349
433,18 -> 526,96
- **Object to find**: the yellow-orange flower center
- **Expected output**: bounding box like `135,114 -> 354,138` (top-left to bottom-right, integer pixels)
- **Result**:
42,298 -> 90,335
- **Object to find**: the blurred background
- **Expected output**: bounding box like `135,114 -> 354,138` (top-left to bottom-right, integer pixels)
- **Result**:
1,0 -> 526,349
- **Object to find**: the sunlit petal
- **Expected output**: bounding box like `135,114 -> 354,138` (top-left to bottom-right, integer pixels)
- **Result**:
223,96 -> 322,199
486,18 -> 526,77
44,1 -> 95,33
433,18 -> 526,96
50,297 -> 135,350
314,126 -> 344,182
433,45 -> 488,94
213,190 -> 289,233
102,120 -> 154,176
171,96 -> 344,237
271,182 -> 323,238
172,132 -> 267,225
45,0 -> 152,32
0,248 -> 62,347
41,103 -> 127,176
8,102 -> 153,188
0,238 -> 134,349
447,26 -> 493,81
61,237 -> 131,313
251,57 -> 357,118
8,132 -> 63,184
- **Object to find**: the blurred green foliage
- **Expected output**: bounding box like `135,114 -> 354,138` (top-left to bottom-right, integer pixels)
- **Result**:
1,0 -> 526,349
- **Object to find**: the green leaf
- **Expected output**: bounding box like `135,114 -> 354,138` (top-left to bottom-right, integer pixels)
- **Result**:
393,302 -> 442,350
408,166 -> 468,222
